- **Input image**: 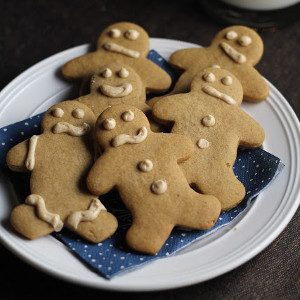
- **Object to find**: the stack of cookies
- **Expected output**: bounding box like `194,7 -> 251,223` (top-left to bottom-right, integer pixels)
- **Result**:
6,22 -> 268,255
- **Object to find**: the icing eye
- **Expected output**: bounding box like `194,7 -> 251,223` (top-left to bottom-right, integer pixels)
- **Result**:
118,67 -> 129,78
52,108 -> 64,118
124,29 -> 140,40
238,35 -> 252,46
72,108 -> 85,119
226,30 -> 238,40
121,110 -> 134,121
101,68 -> 112,78
221,76 -> 233,86
109,28 -> 121,38
202,72 -> 216,83
103,118 -> 116,130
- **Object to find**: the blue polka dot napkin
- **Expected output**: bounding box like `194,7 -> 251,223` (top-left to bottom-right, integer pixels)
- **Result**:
0,50 -> 284,279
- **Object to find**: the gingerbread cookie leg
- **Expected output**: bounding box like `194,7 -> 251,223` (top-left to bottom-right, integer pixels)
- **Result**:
11,204 -> 56,239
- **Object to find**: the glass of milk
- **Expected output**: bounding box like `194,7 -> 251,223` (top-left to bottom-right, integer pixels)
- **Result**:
199,0 -> 300,28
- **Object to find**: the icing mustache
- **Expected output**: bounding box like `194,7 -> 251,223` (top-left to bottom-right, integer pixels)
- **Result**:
100,83 -> 133,98
103,42 -> 140,58
111,126 -> 147,147
219,42 -> 246,64
52,122 -> 90,136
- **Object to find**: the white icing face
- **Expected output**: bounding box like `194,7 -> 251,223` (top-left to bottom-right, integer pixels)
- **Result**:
52,108 -> 64,118
202,86 -> 236,105
220,42 -> 246,64
109,28 -> 121,38
111,126 -> 147,147
124,29 -> 140,40
226,30 -> 238,40
121,110 -> 134,122
118,67 -> 129,78
100,82 -> 133,98
103,118 -> 116,130
221,76 -> 233,86
238,35 -> 252,46
202,72 -> 216,83
72,108 -> 85,119
52,122 -> 90,136
101,68 -> 113,78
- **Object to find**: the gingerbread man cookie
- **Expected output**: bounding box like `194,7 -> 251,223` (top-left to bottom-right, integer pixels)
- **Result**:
86,104 -> 221,254
152,68 -> 265,211
76,62 -> 161,131
62,22 -> 172,95
6,101 -> 118,242
165,25 -> 269,103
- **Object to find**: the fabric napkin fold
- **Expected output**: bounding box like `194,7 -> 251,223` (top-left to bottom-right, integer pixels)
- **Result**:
0,50 -> 284,279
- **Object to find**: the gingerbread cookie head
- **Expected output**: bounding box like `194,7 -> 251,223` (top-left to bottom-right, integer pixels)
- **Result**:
97,22 -> 149,59
191,67 -> 243,106
95,104 -> 151,151
41,101 -> 96,136
211,25 -> 264,66
89,62 -> 143,99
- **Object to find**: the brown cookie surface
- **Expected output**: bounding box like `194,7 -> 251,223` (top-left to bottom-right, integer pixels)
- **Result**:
152,68 -> 265,211
7,101 -> 118,242
87,104 -> 221,254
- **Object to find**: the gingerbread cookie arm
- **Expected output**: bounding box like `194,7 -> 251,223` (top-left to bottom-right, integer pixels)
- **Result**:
86,152 -> 119,195
6,139 -> 33,172
152,94 -> 186,124
237,66 -> 269,102
169,48 -> 201,71
237,110 -> 265,148
135,59 -> 172,93
165,133 -> 194,163
62,52 -> 102,80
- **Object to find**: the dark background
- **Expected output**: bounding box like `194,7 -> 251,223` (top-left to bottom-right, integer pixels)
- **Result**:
0,1 -> 299,299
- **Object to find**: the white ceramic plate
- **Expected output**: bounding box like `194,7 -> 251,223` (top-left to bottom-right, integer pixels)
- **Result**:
0,38 -> 299,292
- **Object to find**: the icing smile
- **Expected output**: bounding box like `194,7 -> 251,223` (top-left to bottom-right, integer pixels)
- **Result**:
100,83 -> 133,98
52,122 -> 90,136
103,42 -> 140,58
219,42 -> 246,64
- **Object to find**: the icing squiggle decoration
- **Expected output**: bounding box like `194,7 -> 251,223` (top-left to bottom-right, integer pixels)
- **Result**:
67,199 -> 106,230
53,122 -> 90,136
103,118 -> 116,130
103,42 -> 140,58
25,135 -> 39,171
151,179 -> 167,194
202,86 -> 236,105
112,126 -> 147,147
25,194 -> 63,231
220,42 -> 246,64
100,83 -> 133,98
